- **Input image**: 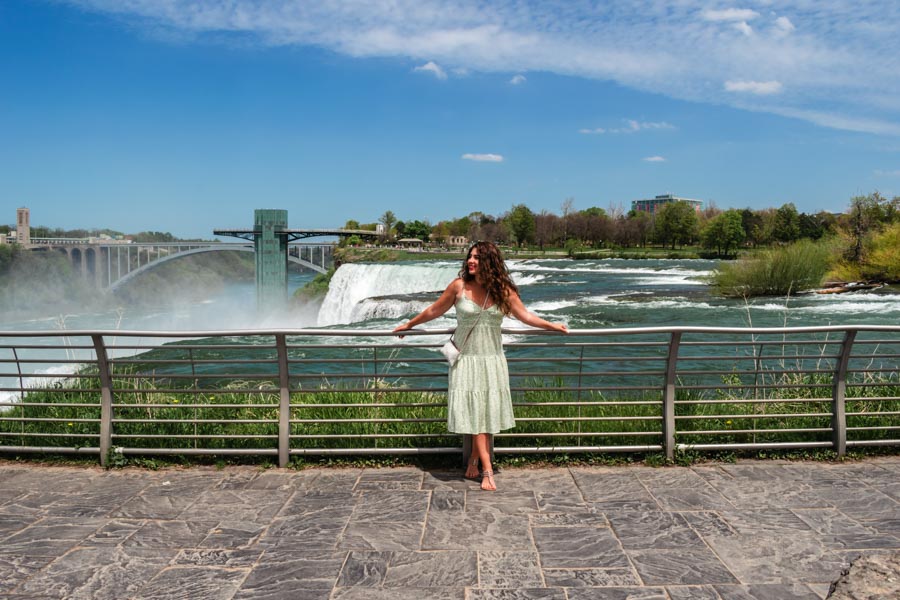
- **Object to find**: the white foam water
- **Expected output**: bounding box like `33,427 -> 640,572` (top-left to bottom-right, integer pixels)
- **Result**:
529,300 -> 579,312
318,263 -> 460,325
0,364 -> 80,408
318,262 -> 546,326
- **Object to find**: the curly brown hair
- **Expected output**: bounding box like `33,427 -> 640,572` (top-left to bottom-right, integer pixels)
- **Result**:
459,241 -> 519,315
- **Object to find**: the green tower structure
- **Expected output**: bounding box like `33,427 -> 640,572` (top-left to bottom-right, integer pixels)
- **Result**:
214,210 -> 382,313
254,209 -> 289,312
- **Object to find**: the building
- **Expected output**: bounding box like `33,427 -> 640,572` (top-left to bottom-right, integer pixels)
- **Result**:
631,194 -> 702,215
16,207 -> 30,246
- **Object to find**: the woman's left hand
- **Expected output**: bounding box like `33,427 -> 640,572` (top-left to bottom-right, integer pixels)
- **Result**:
393,322 -> 412,338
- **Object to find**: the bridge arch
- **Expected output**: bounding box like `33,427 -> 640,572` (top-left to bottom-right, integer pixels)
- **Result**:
107,245 -> 327,292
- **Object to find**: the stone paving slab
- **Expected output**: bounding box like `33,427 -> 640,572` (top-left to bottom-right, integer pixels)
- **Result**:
0,457 -> 897,599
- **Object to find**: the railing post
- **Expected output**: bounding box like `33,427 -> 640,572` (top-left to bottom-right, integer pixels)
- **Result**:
832,330 -> 856,457
663,332 -> 682,462
276,334 -> 291,468
91,335 -> 114,467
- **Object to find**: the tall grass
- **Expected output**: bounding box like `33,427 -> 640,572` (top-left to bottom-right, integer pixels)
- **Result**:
711,239 -> 833,297
1,367 -> 897,455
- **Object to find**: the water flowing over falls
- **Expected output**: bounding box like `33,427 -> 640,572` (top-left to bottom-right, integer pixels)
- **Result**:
315,261 -> 550,326
317,262 -> 461,325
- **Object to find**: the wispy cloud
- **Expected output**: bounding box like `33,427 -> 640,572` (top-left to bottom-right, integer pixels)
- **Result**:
643,156 -> 666,162
874,168 -> 900,176
462,153 -> 504,162
413,61 -> 447,80
580,119 -> 675,134
733,21 -> 753,37
701,9 -> 760,22
774,16 -> 795,35
61,1 -> 900,136
510,74 -> 526,85
725,80 -> 783,95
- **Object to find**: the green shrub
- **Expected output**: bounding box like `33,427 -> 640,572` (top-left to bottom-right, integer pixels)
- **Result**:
710,239 -> 833,297
864,222 -> 900,282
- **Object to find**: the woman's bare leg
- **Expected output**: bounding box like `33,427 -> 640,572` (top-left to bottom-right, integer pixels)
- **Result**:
473,433 -> 496,491
464,434 -> 480,479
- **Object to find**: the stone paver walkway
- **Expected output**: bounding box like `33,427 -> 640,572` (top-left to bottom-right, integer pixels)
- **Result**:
0,457 -> 898,599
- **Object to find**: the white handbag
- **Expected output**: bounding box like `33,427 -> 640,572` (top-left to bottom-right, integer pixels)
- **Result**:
440,339 -> 461,366
440,293 -> 489,367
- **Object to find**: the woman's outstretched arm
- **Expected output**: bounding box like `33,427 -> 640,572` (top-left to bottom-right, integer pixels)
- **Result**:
506,291 -> 569,333
393,279 -> 462,335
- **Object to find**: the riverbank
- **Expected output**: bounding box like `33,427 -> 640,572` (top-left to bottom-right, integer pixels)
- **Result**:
335,245 -> 703,263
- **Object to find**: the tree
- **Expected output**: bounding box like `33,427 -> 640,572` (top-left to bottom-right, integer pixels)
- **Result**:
772,203 -> 801,243
840,192 -> 900,263
616,210 -> 652,248
560,197 -> 574,241
507,204 -> 536,246
449,217 -> 472,236
574,208 -> 611,247
344,219 -> 360,230
404,220 -> 432,241
653,201 -> 699,249
700,210 -> 746,257
740,209 -> 765,248
379,211 -> 397,240
535,211 -> 561,250
431,221 -> 450,242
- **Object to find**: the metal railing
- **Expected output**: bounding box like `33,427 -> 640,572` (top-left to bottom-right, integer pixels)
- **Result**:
1,326 -> 898,466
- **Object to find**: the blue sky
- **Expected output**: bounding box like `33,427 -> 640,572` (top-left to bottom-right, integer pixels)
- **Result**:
2,0 -> 899,239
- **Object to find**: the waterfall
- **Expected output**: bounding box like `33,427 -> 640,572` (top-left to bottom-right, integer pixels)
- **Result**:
317,262 -> 461,325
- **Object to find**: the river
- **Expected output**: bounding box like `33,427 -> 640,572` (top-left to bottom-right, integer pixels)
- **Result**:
2,258 -> 899,401
315,258 -> 900,331
3,257 -> 899,332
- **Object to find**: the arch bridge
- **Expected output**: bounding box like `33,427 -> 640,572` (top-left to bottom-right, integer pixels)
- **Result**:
29,209 -> 382,310
44,241 -> 335,291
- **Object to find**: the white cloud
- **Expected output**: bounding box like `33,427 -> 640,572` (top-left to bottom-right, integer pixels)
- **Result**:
643,156 -> 666,162
580,120 -> 675,134
626,120 -> 675,132
725,80 -> 783,95
774,16 -> 795,34
733,21 -> 753,36
462,153 -> 504,162
61,1 -> 900,136
510,74 -> 526,85
874,169 -> 900,176
702,8 -> 760,22
413,61 -> 447,80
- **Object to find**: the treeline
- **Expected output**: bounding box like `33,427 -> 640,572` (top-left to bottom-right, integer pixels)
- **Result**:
350,193 -> 899,260
0,223 -> 209,243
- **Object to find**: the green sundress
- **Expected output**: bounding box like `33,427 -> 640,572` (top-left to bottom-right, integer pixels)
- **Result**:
446,294 -> 515,434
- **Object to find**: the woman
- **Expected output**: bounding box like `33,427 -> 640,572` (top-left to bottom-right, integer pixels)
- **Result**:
393,241 -> 567,491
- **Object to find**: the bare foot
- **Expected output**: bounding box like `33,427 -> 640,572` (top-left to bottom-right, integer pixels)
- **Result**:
481,469 -> 496,492
464,458 -> 479,480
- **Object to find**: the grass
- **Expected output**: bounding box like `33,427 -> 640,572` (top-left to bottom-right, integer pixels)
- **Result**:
2,366 -> 897,464
710,239 -> 833,297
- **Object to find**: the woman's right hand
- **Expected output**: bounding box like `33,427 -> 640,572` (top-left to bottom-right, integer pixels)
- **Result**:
393,322 -> 412,338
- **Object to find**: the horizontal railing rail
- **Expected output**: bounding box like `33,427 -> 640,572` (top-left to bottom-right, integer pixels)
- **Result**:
0,326 -> 897,466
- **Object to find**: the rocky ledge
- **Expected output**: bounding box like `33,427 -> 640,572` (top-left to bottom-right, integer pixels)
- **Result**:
827,552 -> 900,599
